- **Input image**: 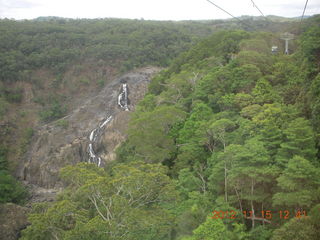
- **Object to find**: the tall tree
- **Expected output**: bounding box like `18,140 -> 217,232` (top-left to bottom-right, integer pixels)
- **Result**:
273,155 -> 320,209
209,118 -> 236,202
276,117 -> 317,166
21,162 -> 178,240
128,106 -> 186,163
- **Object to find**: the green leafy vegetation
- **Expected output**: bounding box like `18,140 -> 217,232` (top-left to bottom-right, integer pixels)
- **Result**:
0,170 -> 28,204
39,100 -> 67,122
0,18 -> 215,81
20,162 -> 177,240
56,119 -> 69,129
0,17 -> 239,179
1,15 -> 319,239
0,146 -> 28,204
113,16 -> 320,239
20,127 -> 34,154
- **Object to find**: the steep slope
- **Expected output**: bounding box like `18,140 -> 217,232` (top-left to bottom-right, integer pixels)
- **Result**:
117,18 -> 320,239
17,67 -> 159,190
0,17 -> 298,186
15,15 -> 320,240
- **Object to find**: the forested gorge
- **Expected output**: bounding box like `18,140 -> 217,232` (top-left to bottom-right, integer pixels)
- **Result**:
119,19 -> 320,239
0,18 -> 216,209
0,17 -> 290,207
1,15 -> 320,240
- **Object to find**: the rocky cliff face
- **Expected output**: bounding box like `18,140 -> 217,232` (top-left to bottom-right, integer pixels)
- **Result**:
17,67 -> 159,191
0,203 -> 29,240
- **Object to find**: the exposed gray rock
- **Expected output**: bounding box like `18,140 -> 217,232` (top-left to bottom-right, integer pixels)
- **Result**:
0,203 -> 29,240
16,67 -> 160,193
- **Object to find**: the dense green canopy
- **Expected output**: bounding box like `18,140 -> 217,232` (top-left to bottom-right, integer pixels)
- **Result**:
2,15 -> 320,240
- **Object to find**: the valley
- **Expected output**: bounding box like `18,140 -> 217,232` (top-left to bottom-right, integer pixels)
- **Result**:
0,15 -> 320,240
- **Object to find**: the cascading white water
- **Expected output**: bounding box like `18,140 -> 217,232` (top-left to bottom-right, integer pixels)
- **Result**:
89,129 -> 96,141
87,82 -> 129,167
99,116 -> 113,129
87,115 -> 112,167
118,83 -> 129,111
123,83 -> 129,111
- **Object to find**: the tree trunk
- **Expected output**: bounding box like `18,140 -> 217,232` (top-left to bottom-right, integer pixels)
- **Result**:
234,186 -> 243,213
197,164 -> 207,193
224,160 -> 228,202
251,178 -> 255,229
262,203 -> 265,227
223,139 -> 228,203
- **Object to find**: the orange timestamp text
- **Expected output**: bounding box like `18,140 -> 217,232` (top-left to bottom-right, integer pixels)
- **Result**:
211,210 -> 307,220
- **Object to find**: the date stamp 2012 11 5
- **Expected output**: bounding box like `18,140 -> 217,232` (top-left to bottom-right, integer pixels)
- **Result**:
211,210 -> 307,220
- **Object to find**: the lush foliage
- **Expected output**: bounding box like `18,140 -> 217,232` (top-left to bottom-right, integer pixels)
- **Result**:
20,162 -> 177,240
0,18 -> 216,81
18,15 -> 320,239
0,145 -> 28,204
0,17 -> 220,208
114,16 -> 320,239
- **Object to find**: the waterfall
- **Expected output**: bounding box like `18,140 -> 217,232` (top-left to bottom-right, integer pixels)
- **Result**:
87,83 -> 129,167
87,115 -> 112,167
100,116 -> 113,129
89,129 -> 96,141
118,83 -> 129,111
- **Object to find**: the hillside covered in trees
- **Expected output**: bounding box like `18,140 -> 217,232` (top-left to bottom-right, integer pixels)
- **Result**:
0,18 -> 217,209
0,16 -> 294,206
0,14 -> 319,239
16,15 -> 320,240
